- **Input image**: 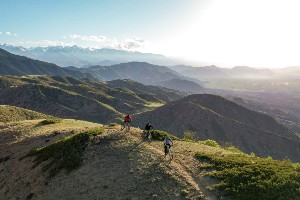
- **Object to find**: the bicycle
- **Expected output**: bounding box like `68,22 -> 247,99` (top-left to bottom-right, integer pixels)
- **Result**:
143,130 -> 152,141
164,144 -> 173,160
121,121 -> 130,132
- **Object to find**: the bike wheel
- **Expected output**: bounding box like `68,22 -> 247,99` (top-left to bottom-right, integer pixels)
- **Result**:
169,149 -> 173,160
148,132 -> 152,141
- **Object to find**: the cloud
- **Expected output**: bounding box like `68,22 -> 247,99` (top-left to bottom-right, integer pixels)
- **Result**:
19,40 -> 75,47
69,34 -> 107,43
0,31 -> 17,36
115,37 -> 146,50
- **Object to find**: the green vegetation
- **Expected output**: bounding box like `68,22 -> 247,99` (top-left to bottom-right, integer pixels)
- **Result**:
0,105 -> 51,123
195,151 -> 300,200
41,118 -> 62,125
183,131 -> 197,141
24,128 -> 104,177
151,130 -> 179,141
145,102 -> 164,108
108,122 -> 118,127
199,139 -> 220,148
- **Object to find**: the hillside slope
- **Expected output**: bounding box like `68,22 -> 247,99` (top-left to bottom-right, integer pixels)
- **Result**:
0,48 -> 91,79
0,75 -> 185,122
1,119 -> 299,199
132,94 -> 300,161
0,105 -> 51,122
0,119 -> 217,200
69,62 -> 204,92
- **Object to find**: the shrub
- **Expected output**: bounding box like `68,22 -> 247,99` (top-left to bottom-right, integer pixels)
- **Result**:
151,130 -> 179,141
199,139 -> 220,148
183,131 -> 197,141
195,151 -> 300,200
225,145 -> 242,153
108,123 -> 118,127
24,128 -> 104,177
41,118 -> 62,125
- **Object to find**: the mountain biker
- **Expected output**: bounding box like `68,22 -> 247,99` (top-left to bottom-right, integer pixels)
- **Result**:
121,114 -> 132,130
163,136 -> 173,156
144,122 -> 153,138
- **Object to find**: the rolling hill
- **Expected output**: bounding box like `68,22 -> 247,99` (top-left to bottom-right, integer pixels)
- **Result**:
0,75 -> 185,123
68,62 -> 204,92
0,48 -> 91,79
0,105 -> 51,123
1,117 -> 299,199
70,62 -> 183,83
132,94 -> 300,162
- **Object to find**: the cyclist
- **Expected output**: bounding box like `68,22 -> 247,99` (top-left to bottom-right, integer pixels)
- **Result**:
163,136 -> 173,156
144,122 -> 153,138
121,114 -> 132,131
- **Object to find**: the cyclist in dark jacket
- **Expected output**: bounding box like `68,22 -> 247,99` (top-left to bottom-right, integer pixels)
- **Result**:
144,122 -> 153,138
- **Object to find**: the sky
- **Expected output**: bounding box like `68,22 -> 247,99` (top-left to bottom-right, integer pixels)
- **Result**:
1,0 -> 300,68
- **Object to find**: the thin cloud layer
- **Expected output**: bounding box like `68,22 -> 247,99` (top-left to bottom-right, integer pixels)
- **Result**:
69,34 -> 107,43
19,40 -> 75,47
0,31 -> 17,36
116,37 -> 146,50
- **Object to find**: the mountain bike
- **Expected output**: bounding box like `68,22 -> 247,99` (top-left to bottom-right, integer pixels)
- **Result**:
121,121 -> 130,132
143,130 -> 152,141
164,144 -> 173,160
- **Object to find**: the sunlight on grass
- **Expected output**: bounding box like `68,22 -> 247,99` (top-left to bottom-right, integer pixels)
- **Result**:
24,128 -> 104,177
145,102 -> 164,108
195,151 -> 300,200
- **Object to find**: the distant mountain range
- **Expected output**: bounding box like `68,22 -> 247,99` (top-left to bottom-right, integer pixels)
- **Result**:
169,65 -> 275,79
0,44 -> 180,67
0,48 -> 204,93
0,48 -> 91,79
132,94 -> 300,161
67,62 -> 205,92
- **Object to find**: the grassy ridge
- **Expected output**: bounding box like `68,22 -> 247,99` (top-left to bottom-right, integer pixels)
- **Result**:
195,150 -> 300,200
25,128 -> 104,177
0,105 -> 51,123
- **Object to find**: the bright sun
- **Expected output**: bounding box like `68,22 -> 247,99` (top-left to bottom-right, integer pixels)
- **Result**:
152,0 -> 300,68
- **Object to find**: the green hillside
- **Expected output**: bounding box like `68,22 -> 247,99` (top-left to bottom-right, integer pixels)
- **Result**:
1,119 -> 299,200
133,94 -> 300,162
0,75 -> 185,123
0,48 -> 90,79
0,105 -> 51,122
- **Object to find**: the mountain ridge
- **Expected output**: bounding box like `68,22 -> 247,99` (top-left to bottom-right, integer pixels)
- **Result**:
0,48 -> 92,79
132,94 -> 300,161
0,44 -> 180,67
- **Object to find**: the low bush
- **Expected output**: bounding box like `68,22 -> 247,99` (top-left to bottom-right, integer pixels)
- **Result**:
108,122 -> 118,127
151,130 -> 179,141
183,131 -> 197,141
199,139 -> 220,148
195,151 -> 300,200
24,128 -> 104,177
224,145 -> 242,153
41,118 -> 62,125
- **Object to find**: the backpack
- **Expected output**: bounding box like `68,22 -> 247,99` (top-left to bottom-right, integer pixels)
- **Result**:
124,115 -> 132,122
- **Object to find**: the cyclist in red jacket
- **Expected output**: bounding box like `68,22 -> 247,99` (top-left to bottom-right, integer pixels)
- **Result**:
121,114 -> 132,131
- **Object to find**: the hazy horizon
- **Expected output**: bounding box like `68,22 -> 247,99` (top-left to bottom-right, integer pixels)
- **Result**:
1,0 -> 300,68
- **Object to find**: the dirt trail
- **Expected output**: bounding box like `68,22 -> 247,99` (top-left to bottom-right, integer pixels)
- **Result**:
121,129 -> 219,200
0,122 -> 220,200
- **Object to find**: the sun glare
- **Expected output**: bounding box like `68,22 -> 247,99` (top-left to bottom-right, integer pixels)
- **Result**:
158,0 -> 300,68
